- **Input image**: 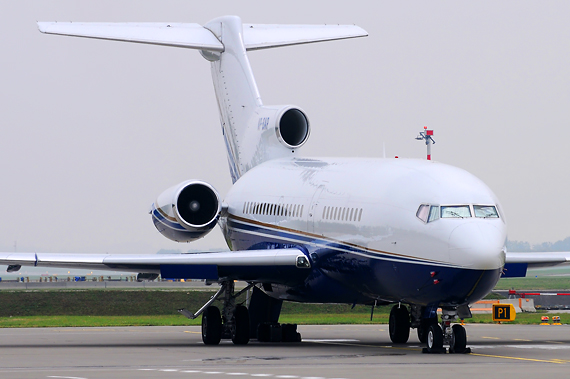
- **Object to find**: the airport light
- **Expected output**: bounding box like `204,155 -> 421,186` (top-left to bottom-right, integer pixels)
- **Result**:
415,126 -> 435,160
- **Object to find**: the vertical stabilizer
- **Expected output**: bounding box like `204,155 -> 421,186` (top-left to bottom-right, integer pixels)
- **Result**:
37,16 -> 367,183
202,16 -> 367,183
203,16 -> 263,182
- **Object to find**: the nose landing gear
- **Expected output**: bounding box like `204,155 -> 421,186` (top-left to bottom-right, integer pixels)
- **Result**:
422,308 -> 470,354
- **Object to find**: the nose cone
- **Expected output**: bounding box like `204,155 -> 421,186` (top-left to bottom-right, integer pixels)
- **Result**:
448,222 -> 506,270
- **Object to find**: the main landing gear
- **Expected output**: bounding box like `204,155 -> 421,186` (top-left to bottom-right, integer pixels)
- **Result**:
179,281 -> 301,345
389,304 -> 410,344
179,280 -> 252,345
390,304 -> 470,354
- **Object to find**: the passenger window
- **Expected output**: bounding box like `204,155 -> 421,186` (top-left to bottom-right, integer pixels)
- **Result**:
474,205 -> 499,218
441,205 -> 471,218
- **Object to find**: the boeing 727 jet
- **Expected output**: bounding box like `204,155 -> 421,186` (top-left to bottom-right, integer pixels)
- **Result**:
2,15 -> 569,353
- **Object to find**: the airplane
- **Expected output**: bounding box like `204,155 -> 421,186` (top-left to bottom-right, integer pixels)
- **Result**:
2,15 -> 569,353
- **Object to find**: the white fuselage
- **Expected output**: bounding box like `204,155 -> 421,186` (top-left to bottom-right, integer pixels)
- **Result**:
222,157 -> 507,306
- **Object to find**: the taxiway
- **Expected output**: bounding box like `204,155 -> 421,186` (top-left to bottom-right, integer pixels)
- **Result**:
0,324 -> 568,378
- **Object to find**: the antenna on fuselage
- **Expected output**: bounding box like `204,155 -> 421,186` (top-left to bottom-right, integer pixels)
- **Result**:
415,126 -> 435,160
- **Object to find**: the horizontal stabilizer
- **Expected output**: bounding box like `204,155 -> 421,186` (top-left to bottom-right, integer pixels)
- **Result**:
37,21 -> 367,52
242,24 -> 368,50
37,22 -> 224,51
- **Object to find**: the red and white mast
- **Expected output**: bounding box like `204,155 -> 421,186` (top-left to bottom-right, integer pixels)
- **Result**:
416,126 -> 435,160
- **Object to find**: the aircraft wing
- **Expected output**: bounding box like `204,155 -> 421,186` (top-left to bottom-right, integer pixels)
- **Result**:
503,251 -> 570,277
0,248 -> 310,284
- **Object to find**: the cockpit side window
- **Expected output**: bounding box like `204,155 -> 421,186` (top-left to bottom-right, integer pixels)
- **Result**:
428,206 -> 440,222
417,204 -> 441,223
416,204 -> 430,222
441,205 -> 471,218
474,205 -> 499,218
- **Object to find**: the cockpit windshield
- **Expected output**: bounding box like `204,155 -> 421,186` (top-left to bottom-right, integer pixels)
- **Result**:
441,205 -> 471,218
474,205 -> 499,218
416,204 -> 500,223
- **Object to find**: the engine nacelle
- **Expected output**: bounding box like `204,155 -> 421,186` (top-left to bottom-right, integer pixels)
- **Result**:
150,180 -> 221,242
256,105 -> 310,150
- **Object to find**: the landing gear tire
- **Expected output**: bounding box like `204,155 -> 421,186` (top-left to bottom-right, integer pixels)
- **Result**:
202,306 -> 222,345
389,305 -> 410,344
232,305 -> 250,345
425,324 -> 444,353
449,324 -> 469,354
417,318 -> 436,344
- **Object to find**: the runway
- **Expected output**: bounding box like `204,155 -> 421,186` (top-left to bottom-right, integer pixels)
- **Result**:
0,324 -> 569,378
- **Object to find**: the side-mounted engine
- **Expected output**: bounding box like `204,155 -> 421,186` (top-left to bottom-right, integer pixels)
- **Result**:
150,180 -> 222,242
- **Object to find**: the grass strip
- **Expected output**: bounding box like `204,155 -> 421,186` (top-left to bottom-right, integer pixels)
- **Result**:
495,276 -> 570,290
0,311 -> 567,328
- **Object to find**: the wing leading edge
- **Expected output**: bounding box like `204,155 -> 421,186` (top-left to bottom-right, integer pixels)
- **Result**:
0,249 -> 310,284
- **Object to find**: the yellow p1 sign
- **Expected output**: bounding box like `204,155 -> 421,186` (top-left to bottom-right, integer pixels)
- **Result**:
492,303 -> 516,322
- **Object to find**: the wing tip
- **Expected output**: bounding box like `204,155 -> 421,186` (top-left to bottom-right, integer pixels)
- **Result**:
37,21 -> 51,33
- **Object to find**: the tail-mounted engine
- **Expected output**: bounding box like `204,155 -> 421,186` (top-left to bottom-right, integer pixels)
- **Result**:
256,105 -> 310,151
150,180 -> 221,242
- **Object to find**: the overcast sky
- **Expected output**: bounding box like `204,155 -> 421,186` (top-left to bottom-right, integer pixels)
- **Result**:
1,1 -> 569,256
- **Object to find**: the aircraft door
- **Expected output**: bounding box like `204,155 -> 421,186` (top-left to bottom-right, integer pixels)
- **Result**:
307,185 -> 325,233
276,196 -> 286,225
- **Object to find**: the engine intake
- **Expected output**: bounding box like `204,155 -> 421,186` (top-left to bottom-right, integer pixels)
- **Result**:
151,180 -> 221,242
276,108 -> 310,149
176,182 -> 220,228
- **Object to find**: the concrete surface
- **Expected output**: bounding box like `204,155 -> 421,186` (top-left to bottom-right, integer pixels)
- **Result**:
0,324 -> 568,378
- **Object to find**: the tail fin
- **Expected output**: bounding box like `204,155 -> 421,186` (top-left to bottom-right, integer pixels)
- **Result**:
38,16 -> 367,182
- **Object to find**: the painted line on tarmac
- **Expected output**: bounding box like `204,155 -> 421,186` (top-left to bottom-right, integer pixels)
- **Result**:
137,368 -> 349,379
470,352 -> 568,364
475,344 -> 570,350
306,340 -> 422,352
307,338 -> 570,364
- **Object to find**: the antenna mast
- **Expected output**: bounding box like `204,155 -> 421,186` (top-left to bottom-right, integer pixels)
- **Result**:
415,126 -> 435,160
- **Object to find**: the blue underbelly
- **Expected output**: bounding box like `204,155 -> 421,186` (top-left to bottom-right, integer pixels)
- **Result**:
226,218 -> 501,306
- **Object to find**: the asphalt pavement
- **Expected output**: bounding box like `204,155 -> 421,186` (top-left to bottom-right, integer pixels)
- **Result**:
0,324 -> 568,378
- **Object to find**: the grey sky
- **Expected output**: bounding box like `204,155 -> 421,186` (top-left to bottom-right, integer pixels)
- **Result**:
1,0 -> 569,257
